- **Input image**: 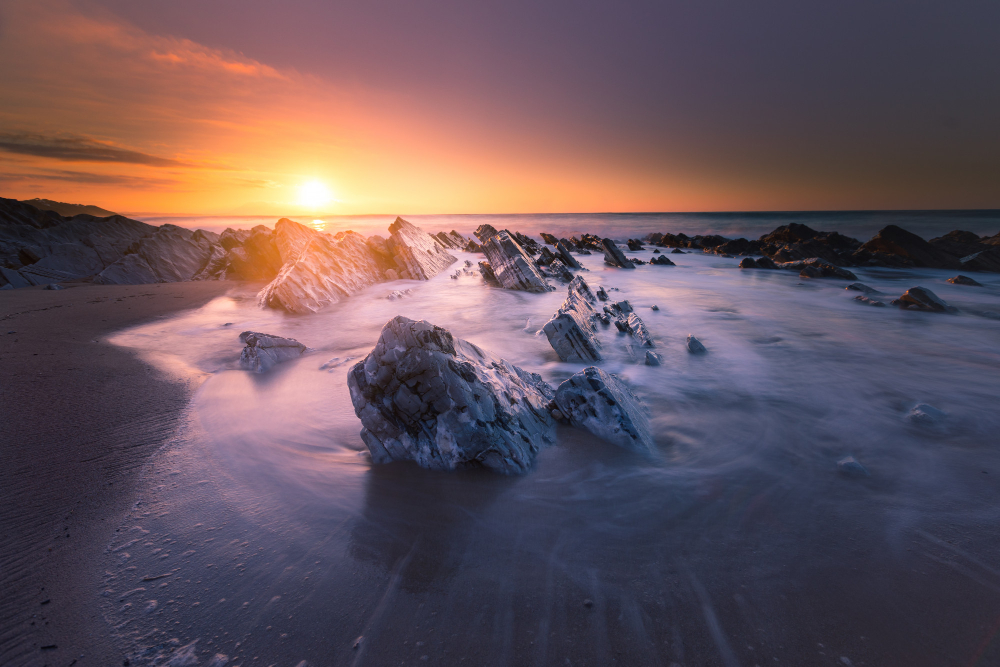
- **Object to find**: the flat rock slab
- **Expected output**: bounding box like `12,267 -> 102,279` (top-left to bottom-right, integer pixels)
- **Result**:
239,331 -> 307,373
348,316 -> 556,473
554,367 -> 653,453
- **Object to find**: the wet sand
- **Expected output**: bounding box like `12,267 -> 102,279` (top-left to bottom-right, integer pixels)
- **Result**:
0,281 -> 245,667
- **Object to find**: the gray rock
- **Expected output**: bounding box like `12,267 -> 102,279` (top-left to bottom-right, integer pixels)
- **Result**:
478,261 -> 500,286
907,403 -> 946,425
837,456 -> 870,477
555,240 -> 582,269
626,313 -> 654,347
193,244 -> 229,280
644,350 -> 662,366
96,224 -> 213,284
387,217 -> 457,280
846,282 -> 879,294
853,295 -> 886,307
896,286 -> 952,312
474,224 -> 499,243
481,231 -> 553,292
540,258 -> 574,283
554,367 -> 653,453
947,275 -> 983,286
347,316 -> 556,473
686,334 -> 707,353
238,331 -> 307,373
595,286 -> 609,301
93,252 -> 159,285
542,276 -> 603,362
779,258 -> 857,280
601,239 -> 635,269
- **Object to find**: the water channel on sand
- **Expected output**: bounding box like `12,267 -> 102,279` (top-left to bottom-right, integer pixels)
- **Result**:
104,248 -> 1000,666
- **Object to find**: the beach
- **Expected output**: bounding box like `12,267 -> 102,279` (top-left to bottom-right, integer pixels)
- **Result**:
0,281 -> 242,666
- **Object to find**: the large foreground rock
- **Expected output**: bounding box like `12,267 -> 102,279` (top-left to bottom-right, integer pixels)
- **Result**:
348,316 -> 556,473
554,367 -> 653,453
542,276 -> 602,362
481,230 -> 553,292
238,331 -> 307,372
386,217 -> 457,279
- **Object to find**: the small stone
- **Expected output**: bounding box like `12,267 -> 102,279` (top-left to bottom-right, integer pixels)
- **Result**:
907,403 -> 946,425
583,599 -> 594,608
238,331 -> 307,373
644,350 -> 662,366
686,335 -> 707,354
551,409 -> 565,421
650,305 -> 659,311
947,275 -> 982,286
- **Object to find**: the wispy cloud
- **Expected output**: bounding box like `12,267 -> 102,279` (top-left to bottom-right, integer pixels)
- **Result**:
0,132 -> 188,167
0,168 -> 178,187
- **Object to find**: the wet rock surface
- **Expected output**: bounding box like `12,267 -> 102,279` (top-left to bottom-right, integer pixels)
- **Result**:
686,334 -> 707,353
481,231 -> 553,292
601,238 -> 635,269
347,316 -> 556,473
553,367 -> 653,453
542,276 -> 603,362
386,217 -> 457,280
238,331 -> 308,373
947,275 -> 983,286
894,286 -> 953,312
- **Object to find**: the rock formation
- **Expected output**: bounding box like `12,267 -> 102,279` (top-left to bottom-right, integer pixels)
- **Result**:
542,276 -> 603,362
853,295 -> 886,307
481,230 -> 553,292
947,275 -> 982,286
553,367 -> 653,453
555,240 -> 582,269
386,217 -> 457,280
540,232 -> 559,245
893,286 -> 953,312
650,255 -> 675,266
601,238 -> 635,269
474,224 -> 499,243
238,331 -> 307,373
686,334 -> 707,353
347,316 -> 556,473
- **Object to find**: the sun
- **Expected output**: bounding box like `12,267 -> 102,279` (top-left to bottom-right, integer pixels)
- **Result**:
297,180 -> 333,209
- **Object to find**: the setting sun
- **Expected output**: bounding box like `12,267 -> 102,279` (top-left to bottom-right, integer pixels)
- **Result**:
297,181 -> 333,209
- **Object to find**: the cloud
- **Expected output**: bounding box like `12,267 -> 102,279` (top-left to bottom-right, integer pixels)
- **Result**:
0,132 -> 189,167
0,168 -> 178,187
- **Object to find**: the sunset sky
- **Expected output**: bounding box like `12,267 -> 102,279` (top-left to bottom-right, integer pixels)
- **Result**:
1,0 -> 998,215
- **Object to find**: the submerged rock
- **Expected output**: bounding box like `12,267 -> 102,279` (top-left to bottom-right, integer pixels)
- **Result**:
347,316 -> 556,473
601,239 -> 635,269
846,282 -> 879,294
947,274 -> 983,286
650,255 -> 675,266
781,258 -> 857,280
386,217 -> 457,280
837,456 -> 870,477
853,295 -> 886,307
554,367 -> 653,453
907,403 -> 946,425
238,331 -> 307,373
686,334 -> 707,354
754,256 -> 778,269
478,260 -> 500,286
481,231 -> 553,292
540,232 -> 559,245
895,286 -> 952,312
542,276 -> 602,362
860,225 -> 960,269
595,286 -> 609,301
644,350 -> 662,366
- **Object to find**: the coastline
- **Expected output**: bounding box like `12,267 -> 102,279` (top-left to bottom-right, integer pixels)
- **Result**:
0,281 -> 248,667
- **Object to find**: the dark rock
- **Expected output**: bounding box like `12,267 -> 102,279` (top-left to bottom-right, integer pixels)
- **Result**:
540,232 -> 559,245
540,258 -> 574,283
555,240 -> 582,269
348,316 -> 556,473
686,335 -> 707,354
758,223 -> 819,245
754,256 -> 778,269
670,248 -> 685,254
959,247 -> 1000,273
481,231 -> 552,292
239,331 -> 307,372
96,225 -> 214,284
625,313 -> 654,347
542,276 -> 603,362
652,249 -> 660,254
853,295 -> 886,307
896,286 -> 952,312
42,283 -> 63,290
536,246 -> 557,267
837,456 -> 870,477
626,239 -> 644,251
554,367 -> 653,453
846,282 -> 878,294
739,257 -> 757,269
650,255 -> 675,266
595,286 -> 609,301
778,258 -> 857,280
644,350 -> 662,366
473,224 -> 499,243
478,261 -> 500,286
464,239 -> 483,253
907,403 -> 946,425
860,225 -> 960,269
601,239 -> 635,269
947,275 -> 983,286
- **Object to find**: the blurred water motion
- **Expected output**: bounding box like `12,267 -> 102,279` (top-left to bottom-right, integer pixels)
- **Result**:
105,250 -> 1000,666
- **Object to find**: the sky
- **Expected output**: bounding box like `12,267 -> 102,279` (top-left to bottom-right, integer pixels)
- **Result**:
0,0 -> 998,216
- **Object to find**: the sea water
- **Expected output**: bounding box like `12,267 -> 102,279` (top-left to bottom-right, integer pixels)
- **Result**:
103,245 -> 1000,666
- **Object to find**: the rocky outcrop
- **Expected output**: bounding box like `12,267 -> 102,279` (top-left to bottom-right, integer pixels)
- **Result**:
433,230 -> 470,250
959,248 -> 1000,273
624,313 -> 654,347
474,224 -> 499,243
481,231 -> 553,292
542,276 -> 603,362
777,258 -> 857,280
860,225 -> 961,269
626,239 -> 644,251
893,286 -> 953,312
947,275 -> 982,286
96,224 -> 215,284
554,367 -> 653,453
238,331 -> 307,373
540,232 -> 559,245
686,335 -> 707,353
347,316 -> 556,473
601,239 -> 635,269
386,217 -> 457,280
555,240 -> 582,269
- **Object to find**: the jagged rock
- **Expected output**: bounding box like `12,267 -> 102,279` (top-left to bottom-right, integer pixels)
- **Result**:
895,286 -> 952,312
219,228 -> 251,250
193,244 -> 228,280
553,367 -> 653,453
644,350 -> 662,366
474,224 -> 499,243
846,282 -> 878,294
540,232 -> 559,245
274,218 -> 321,262
837,456 -> 870,477
907,403 -> 946,425
540,258 -> 574,283
854,295 -> 885,307
542,276 -> 602,362
225,226 -> 283,280
860,225 -> 960,269
555,240 -> 582,269
625,313 -> 654,347
478,261 -> 500,286
602,239 -> 635,269
384,268 -> 399,281
671,248 -> 685,254
386,217 -> 457,280
607,299 -> 633,316
0,267 -> 31,289
959,248 -> 1000,273
650,255 -> 675,266
778,258 -> 857,280
347,316 -> 556,473
686,335 -> 707,354
433,231 -> 462,250
947,275 -> 982,286
258,231 -> 385,314
481,231 -> 552,292
536,246 -> 557,266
739,257 -> 757,269
96,224 -> 213,284
238,331 -> 307,373
626,239 -> 644,251
464,239 -> 483,253
595,286 -> 609,301
650,305 -> 659,311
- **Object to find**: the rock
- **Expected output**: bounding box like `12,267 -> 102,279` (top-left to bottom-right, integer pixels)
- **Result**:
274,218 -> 321,262
258,231 -> 385,314
625,313 -> 654,347
947,274 -> 983,286
754,256 -> 778,269
626,239 -> 644,251
96,224 -> 213,284
238,331 -> 307,373
896,286 -> 952,312
644,350 -> 662,366
0,267 -> 32,289
219,228 -> 251,250
347,316 -> 556,473
601,239 -> 635,269
555,240 -> 582,269
540,232 -> 559,245
540,258 -> 574,283
478,261 -> 500,286
225,226 -> 283,280
474,224 -> 499,243
554,367 -> 653,453
650,305 -> 659,311
595,286 -> 609,301
193,244 -> 229,280
778,258 -> 857,280
686,335 -> 707,354
42,283 -> 63,290
907,403 -> 946,425
853,295 -> 886,307
481,231 -> 553,292
464,239 -> 483,253
959,247 -> 1000,273
671,248 -> 685,254
386,217 -> 457,280
846,282 -> 878,294
860,225 -> 961,269
650,255 -> 675,265
542,276 -> 603,362
0,283 -> 12,290
837,456 -> 870,477
536,246 -> 557,267
739,257 -> 757,269
384,268 -> 399,281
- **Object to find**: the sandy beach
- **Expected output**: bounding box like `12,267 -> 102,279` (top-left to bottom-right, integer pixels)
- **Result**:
0,281 -> 243,667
